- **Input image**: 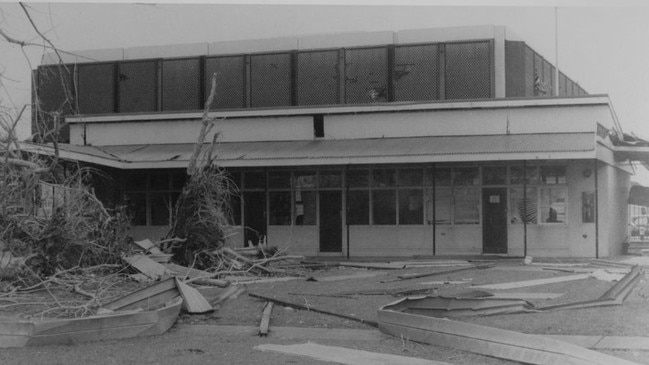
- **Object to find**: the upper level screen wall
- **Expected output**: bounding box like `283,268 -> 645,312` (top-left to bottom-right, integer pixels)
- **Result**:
445,41 -> 492,100
393,44 -> 439,102
344,47 -> 388,104
78,63 -> 114,115
205,55 -> 246,109
162,58 -> 200,111
250,52 -> 292,107
118,61 -> 157,113
297,50 -> 339,106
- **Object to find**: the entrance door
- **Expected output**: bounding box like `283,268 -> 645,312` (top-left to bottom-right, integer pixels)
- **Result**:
319,191 -> 342,253
482,188 -> 508,254
243,191 -> 266,247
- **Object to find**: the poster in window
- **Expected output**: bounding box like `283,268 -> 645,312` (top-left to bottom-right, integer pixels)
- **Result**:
582,191 -> 595,223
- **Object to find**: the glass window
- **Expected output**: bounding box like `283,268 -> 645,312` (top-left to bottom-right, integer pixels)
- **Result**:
454,187 -> 479,224
398,169 -> 423,187
295,190 -> 316,225
150,173 -> 169,191
319,171 -> 342,188
150,193 -> 171,226
425,168 -> 452,186
372,190 -> 396,225
126,193 -> 147,226
483,166 -> 506,185
509,166 -> 539,185
399,189 -> 423,225
162,58 -> 200,111
372,169 -> 396,188
78,63 -> 114,114
454,167 -> 480,186
295,171 -> 317,189
244,171 -> 265,189
171,173 -> 187,190
347,190 -> 369,225
425,187 -> 452,224
37,65 -> 73,114
510,188 -> 538,224
118,61 -> 157,113
540,188 -> 566,223
540,166 -> 567,184
269,171 -> 291,189
229,194 -> 242,226
269,191 -> 291,225
124,173 -> 147,191
347,170 -> 369,188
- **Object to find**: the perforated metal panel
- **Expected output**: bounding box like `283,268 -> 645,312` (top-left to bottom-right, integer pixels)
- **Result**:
205,56 -> 245,109
118,61 -> 157,113
344,47 -> 388,104
297,50 -> 339,106
250,53 -> 292,108
162,58 -> 200,111
559,72 -> 567,96
394,44 -> 439,102
524,46 -> 535,96
78,63 -> 114,114
445,41 -> 491,100
543,60 -> 553,95
37,65 -> 73,113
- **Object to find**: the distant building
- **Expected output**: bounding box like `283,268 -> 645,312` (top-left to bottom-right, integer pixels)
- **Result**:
27,25 -> 648,257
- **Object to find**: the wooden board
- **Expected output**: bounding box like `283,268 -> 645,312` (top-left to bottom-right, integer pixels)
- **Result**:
175,278 -> 213,314
489,292 -> 565,300
100,277 -> 179,312
378,303 -> 640,365
258,302 -> 273,336
133,239 -> 164,255
255,343 -> 452,365
473,274 -> 590,290
123,254 -> 170,281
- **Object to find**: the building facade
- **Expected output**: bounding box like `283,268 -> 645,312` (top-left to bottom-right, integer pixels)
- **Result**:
29,25 -> 638,258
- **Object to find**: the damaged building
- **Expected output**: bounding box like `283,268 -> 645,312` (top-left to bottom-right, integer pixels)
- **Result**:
26,25 -> 649,258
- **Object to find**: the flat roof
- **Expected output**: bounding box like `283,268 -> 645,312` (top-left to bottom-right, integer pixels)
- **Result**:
22,132 -> 596,170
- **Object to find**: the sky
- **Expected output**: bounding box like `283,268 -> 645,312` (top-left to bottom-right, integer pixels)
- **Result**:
1,0 -> 649,181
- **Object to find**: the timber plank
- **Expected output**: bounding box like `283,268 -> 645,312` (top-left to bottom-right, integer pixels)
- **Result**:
175,278 -> 214,314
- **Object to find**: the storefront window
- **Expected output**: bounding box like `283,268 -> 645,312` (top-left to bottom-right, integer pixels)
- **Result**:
399,189 -> 423,225
454,167 -> 480,186
425,168 -> 452,186
454,187 -> 479,224
150,193 -> 171,226
509,166 -> 539,185
269,171 -> 291,189
125,193 -> 146,226
347,190 -> 370,225
319,171 -> 342,188
244,171 -> 266,189
483,166 -> 507,185
295,171 -> 317,189
424,188 -> 452,224
398,169 -> 423,187
510,188 -> 538,224
372,169 -> 396,188
540,187 -> 566,223
269,191 -> 291,225
372,190 -> 396,225
540,166 -> 567,184
295,190 -> 316,225
347,169 -> 370,188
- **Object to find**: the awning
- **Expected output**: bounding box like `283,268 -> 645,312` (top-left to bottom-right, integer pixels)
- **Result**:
22,132 -> 596,170
629,185 -> 649,206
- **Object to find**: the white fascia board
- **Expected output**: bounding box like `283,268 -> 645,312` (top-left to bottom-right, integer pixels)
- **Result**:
46,150 -> 595,170
65,95 -> 612,125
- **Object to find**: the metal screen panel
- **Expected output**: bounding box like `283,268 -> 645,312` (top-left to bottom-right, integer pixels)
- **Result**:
205,56 -> 245,109
524,46 -> 535,96
445,41 -> 491,100
78,63 -> 114,114
394,44 -> 439,102
559,72 -> 567,96
37,65 -> 73,113
543,60 -> 553,95
344,47 -> 388,104
250,53 -> 292,108
118,61 -> 157,113
297,50 -> 339,106
162,58 -> 200,111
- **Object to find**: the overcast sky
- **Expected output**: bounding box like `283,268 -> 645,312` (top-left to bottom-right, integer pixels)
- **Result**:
1,0 -> 649,180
